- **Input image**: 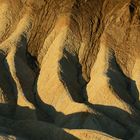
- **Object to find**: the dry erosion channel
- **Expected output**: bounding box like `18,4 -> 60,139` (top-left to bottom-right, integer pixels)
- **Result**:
0,0 -> 140,139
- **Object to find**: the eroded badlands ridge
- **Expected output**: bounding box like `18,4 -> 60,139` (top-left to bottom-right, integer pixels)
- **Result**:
0,0 -> 140,139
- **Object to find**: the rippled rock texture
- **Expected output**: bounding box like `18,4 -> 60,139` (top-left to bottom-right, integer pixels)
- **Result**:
0,0 -> 140,139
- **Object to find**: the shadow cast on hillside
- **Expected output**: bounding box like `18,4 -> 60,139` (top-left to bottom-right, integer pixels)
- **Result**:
59,48 -> 88,103
0,51 -> 18,118
106,50 -> 140,110
35,91 -> 137,139
0,103 -> 79,140
14,35 -> 36,104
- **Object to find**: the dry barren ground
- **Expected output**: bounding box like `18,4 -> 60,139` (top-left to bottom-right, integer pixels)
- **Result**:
0,0 -> 140,139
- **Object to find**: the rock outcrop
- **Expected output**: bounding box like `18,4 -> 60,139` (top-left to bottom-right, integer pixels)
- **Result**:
0,0 -> 140,139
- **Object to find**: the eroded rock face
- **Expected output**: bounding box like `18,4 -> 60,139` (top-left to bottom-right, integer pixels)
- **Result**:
0,0 -> 140,139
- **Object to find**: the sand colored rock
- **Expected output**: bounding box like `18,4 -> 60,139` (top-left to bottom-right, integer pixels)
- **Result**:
0,0 -> 140,139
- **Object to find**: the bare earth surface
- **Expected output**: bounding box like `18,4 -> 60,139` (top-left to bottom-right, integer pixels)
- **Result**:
0,0 -> 140,139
